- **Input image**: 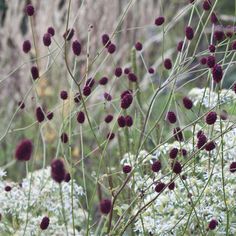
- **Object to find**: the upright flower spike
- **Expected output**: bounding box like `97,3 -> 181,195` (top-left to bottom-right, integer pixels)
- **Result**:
15,139 -> 33,161
51,159 -> 66,183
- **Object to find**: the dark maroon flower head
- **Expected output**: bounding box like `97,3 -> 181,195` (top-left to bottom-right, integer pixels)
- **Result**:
226,26 -> 233,38
173,127 -> 184,142
155,182 -> 166,193
100,199 -> 112,214
85,78 -> 95,88
205,141 -> 216,151
64,173 -> 71,182
211,12 -> 218,24
72,40 -> 81,56
128,73 -> 138,82
99,77 -> 108,85
171,161 -> 182,174
47,112 -> 54,120
102,34 -> 110,47
125,115 -> 133,127
183,96 -> 193,109
177,40 -> 184,52
22,40 -> 31,53
117,116 -> 126,128
214,30 -> 225,41
123,165 -> 132,174
36,107 -> 45,123
185,26 -> 194,40
63,28 -> 74,41
47,27 -> 55,36
207,55 -> 215,68
5,186 -> 12,192
115,67 -> 122,77
107,132 -> 115,141
151,160 -> 162,172
202,0 -> 211,11
51,159 -> 66,183
25,4 -> 34,16
61,133 -> 68,143
83,86 -> 91,96
104,92 -> 112,101
148,67 -> 155,74
197,134 -> 207,149
60,90 -> 68,100
31,66 -> 39,80
74,93 -> 81,103
231,41 -> 236,50
212,64 -> 223,83
220,110 -> 228,120
155,16 -> 165,26
15,139 -> 33,161
164,58 -> 172,70
200,57 -> 207,65
233,83 -> 236,94
208,219 -> 218,230
18,101 -> 25,109
120,93 -> 133,109
107,43 -> 116,54
209,44 -> 216,53
124,68 -> 130,74
206,111 -> 217,125
229,162 -> 236,173
168,181 -> 175,190
181,149 -> 187,157
121,90 -> 132,99
167,111 -> 177,124
169,148 -> 178,159
40,216 -> 50,230
105,114 -> 113,123
43,33 -> 51,47
77,111 -> 85,124
135,42 -> 143,51
197,130 -> 204,138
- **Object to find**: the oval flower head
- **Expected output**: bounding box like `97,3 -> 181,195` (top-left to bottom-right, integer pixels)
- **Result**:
15,139 -> 33,161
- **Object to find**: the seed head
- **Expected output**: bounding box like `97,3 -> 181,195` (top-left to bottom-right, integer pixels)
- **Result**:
107,132 -> 115,141
74,93 -> 81,103
229,162 -> 236,173
206,111 -> 217,125
232,41 -> 236,50
102,34 -> 110,47
197,134 -> 207,149
5,186 -> 12,192
18,101 -> 25,109
86,78 -> 95,88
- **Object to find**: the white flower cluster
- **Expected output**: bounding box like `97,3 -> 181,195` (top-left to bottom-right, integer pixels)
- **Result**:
0,167 -> 86,236
188,87 -> 236,108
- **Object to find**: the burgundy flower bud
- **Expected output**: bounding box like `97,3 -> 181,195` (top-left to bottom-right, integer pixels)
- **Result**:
181,149 -> 187,157
167,111 -> 177,124
151,160 -> 161,172
212,64 -> 223,83
208,219 -> 218,230
104,92 -> 112,101
185,26 -> 194,40
155,182 -> 166,193
214,30 -> 225,41
102,34 -> 110,47
15,139 -> 33,161
47,27 -> 55,36
232,41 -> 236,50
25,4 -> 34,16
169,148 -> 178,159
209,44 -> 216,53
171,161 -> 182,174
125,115 -> 133,127
60,90 -> 68,100
74,93 -> 81,103
164,58 -> 172,70
64,173 -> 71,182
148,67 -> 155,74
18,101 -> 25,109
31,66 -> 39,80
5,186 -> 12,192
120,93 -> 133,109
197,134 -> 207,149
105,114 -> 113,123
99,77 -> 108,85
220,110 -> 228,120
177,40 -> 184,52
123,165 -> 132,173
200,57 -> 207,65
85,78 -> 95,88
173,127 -> 184,142
128,72 -> 137,82
40,216 -> 50,230
107,132 -> 115,140
43,33 -> 51,47
22,40 -> 31,53
229,162 -> 236,173
83,86 -> 91,96
47,112 -> 54,120
205,141 -> 216,151
211,12 -> 218,24
197,130 -> 204,139
202,0 -> 211,11
63,28 -> 74,41
77,111 -> 85,124
61,132 -> 68,143
207,55 -> 215,68
36,107 -> 45,123
100,199 -> 112,214
168,181 -> 175,190
155,16 -> 165,26
51,159 -> 66,183
183,96 -> 193,109
124,68 -> 130,74
121,90 -> 132,99
107,43 -> 116,54
115,67 -> 122,77
135,42 -> 143,51
72,40 -> 81,56
117,116 -> 126,128
206,111 -> 217,125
